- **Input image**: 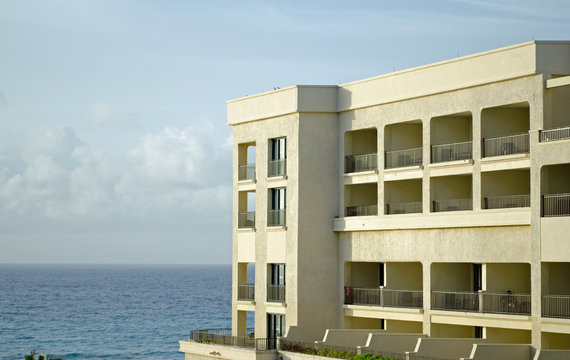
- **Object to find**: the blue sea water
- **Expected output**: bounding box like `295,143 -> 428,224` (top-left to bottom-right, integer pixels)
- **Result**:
0,264 -> 232,360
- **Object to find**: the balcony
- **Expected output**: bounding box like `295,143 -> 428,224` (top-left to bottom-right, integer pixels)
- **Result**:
345,153 -> 378,173
345,204 -> 378,217
238,163 -> 256,181
188,329 -> 275,350
386,201 -> 422,215
431,141 -> 472,163
543,193 -> 570,217
238,211 -> 256,229
267,285 -> 285,302
431,291 -> 531,315
542,294 -> 570,319
345,287 -> 423,309
267,209 -> 286,226
238,284 -> 255,301
432,198 -> 472,212
540,125 -> 570,142
385,148 -> 422,169
483,133 -> 529,157
268,159 -> 286,177
483,194 -> 530,209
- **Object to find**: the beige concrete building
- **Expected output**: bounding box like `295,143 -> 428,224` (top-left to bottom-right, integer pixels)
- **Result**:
181,41 -> 570,360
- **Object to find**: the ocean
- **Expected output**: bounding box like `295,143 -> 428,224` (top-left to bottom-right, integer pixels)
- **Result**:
0,264 -> 233,360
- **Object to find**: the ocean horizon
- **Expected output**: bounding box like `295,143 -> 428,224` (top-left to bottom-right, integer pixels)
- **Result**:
0,264 -> 235,360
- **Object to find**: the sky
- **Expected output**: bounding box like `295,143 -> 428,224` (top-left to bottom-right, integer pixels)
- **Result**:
0,0 -> 569,264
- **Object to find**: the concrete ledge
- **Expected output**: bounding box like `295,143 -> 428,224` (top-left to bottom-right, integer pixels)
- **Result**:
344,305 -> 424,322
462,343 -> 531,360
409,338 -> 487,360
179,340 -> 275,360
430,310 -> 532,330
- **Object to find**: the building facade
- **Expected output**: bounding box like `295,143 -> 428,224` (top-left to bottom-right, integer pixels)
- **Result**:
181,41 -> 570,359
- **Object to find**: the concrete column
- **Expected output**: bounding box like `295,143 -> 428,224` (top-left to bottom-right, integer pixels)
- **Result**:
472,108 -> 482,211
423,117 -> 431,214
377,125 -> 385,215
422,260 -> 432,336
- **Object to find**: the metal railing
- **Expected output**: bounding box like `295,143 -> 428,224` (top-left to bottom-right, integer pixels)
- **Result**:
540,125 -> 570,142
483,133 -> 529,157
482,292 -> 531,315
238,163 -> 256,181
345,204 -> 378,217
238,284 -> 255,301
189,328 -> 275,350
345,153 -> 378,173
542,294 -> 570,319
431,291 -> 480,312
385,147 -> 422,169
278,338 -> 406,360
238,212 -> 256,228
268,159 -> 286,177
386,201 -> 422,215
431,141 -> 472,163
432,198 -> 472,212
267,285 -> 285,302
267,209 -> 286,226
431,291 -> 531,315
345,287 -> 423,309
483,194 -> 530,209
543,193 -> 570,217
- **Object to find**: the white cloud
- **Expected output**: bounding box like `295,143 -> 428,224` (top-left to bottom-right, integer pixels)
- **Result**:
0,121 -> 231,225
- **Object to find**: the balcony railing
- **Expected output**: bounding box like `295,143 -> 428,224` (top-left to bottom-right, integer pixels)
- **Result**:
267,285 -> 285,302
431,291 -> 530,315
238,212 -> 256,228
268,159 -> 286,177
431,141 -> 472,163
483,133 -> 529,157
542,294 -> 570,319
345,204 -> 378,217
484,194 -> 530,209
385,147 -> 422,169
386,201 -> 422,215
267,209 -> 286,226
432,198 -> 472,212
190,329 -> 275,350
543,193 -> 570,217
345,287 -> 423,309
238,163 -> 256,181
345,153 -> 378,173
481,292 -> 531,315
238,284 -> 255,301
540,126 -> 570,142
279,338 -> 406,360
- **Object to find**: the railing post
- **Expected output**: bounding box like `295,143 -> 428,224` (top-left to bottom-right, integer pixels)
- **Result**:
478,290 -> 484,313
380,286 -> 384,307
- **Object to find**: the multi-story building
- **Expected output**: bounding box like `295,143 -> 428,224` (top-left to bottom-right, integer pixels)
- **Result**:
180,41 -> 570,359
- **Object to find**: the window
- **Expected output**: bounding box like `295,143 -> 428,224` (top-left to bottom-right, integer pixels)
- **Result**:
267,313 -> 285,340
268,188 -> 286,226
269,137 -> 286,177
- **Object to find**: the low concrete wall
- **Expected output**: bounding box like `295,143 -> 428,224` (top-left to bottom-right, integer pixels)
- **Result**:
535,349 -> 570,360
462,343 -> 531,360
409,338 -> 486,359
363,333 -> 425,355
317,329 -> 385,348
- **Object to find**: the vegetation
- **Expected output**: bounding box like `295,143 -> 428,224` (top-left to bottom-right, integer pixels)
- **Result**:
280,342 -> 398,360
24,350 -> 63,360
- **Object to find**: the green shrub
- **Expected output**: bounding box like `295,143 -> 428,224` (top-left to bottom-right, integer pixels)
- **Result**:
317,348 -> 328,357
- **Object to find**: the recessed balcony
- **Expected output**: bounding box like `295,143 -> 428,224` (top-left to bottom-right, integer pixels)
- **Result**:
238,211 -> 256,229
385,147 -> 422,169
238,163 -> 256,181
542,295 -> 570,319
345,287 -> 423,309
431,291 -> 531,315
432,198 -> 472,212
238,284 -> 255,301
431,141 -> 472,163
345,204 -> 378,217
386,201 -> 422,215
345,153 -> 378,173
543,193 -> 570,217
483,194 -> 530,209
483,133 -> 529,158
540,125 -> 570,142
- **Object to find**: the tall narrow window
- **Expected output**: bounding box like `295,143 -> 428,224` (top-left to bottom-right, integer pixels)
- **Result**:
269,137 -> 286,177
268,188 -> 286,226
267,264 -> 285,302
267,313 -> 285,345
473,264 -> 482,291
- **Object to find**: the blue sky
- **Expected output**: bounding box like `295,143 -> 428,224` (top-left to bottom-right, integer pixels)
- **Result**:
0,0 -> 569,264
